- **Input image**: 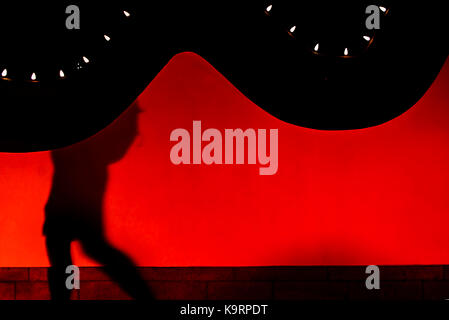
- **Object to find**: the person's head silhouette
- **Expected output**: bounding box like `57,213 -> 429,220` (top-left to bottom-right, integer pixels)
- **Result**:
52,104 -> 141,167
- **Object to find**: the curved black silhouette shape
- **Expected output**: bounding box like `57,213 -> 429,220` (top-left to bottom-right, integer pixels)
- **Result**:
0,0 -> 447,152
43,104 -> 152,300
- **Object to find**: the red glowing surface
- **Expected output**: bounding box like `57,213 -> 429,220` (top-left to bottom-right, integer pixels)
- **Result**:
1,53 -> 449,267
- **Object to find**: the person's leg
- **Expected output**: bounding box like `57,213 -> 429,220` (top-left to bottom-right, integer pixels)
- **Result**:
80,234 -> 153,300
46,233 -> 73,301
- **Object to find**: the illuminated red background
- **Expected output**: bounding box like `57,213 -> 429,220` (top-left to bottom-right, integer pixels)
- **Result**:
0,53 -> 449,267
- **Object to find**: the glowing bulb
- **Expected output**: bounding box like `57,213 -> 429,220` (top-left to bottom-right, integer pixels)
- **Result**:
31,73 -> 37,81
104,34 -> 111,41
123,10 -> 130,17
379,6 -> 387,13
289,26 -> 296,33
344,48 -> 349,56
266,5 -> 273,13
59,70 -> 65,78
83,56 -> 90,63
1,69 -> 7,77
363,36 -> 371,42
314,43 -> 319,52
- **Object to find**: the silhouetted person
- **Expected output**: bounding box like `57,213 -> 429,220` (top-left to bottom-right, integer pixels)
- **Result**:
43,105 -> 152,300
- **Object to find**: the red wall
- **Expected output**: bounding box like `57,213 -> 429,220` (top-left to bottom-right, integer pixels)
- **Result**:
1,53 -> 449,267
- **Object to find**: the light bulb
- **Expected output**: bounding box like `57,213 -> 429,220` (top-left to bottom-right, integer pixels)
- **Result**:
104,34 -> 111,41
59,70 -> 65,78
266,5 -> 273,13
123,10 -> 130,17
314,43 -> 319,52
344,48 -> 349,56
83,56 -> 90,63
1,69 -> 7,77
31,73 -> 37,81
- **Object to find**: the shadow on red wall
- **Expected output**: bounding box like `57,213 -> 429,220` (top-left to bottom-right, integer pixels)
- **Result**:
1,53 -> 449,267
43,105 -> 152,299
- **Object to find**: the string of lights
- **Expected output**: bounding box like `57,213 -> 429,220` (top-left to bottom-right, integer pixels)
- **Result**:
264,3 -> 390,58
0,4 -> 391,84
0,9 -> 132,84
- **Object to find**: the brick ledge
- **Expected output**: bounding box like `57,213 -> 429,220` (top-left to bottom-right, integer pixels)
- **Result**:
1,266 -> 448,300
